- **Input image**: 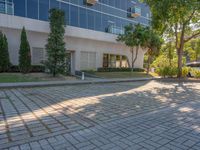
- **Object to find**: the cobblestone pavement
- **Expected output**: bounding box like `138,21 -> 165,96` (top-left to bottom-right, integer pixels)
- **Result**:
1,80 -> 200,150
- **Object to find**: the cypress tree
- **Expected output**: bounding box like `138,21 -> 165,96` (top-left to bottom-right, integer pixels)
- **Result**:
3,34 -> 10,70
0,32 -> 4,72
19,27 -> 31,73
0,32 -> 10,72
45,8 -> 66,77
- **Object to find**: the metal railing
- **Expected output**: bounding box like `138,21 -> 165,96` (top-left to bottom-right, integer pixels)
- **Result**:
0,0 -> 14,15
108,25 -> 125,35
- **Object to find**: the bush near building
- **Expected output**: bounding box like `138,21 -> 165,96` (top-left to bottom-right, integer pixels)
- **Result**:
0,32 -> 10,72
97,68 -> 145,72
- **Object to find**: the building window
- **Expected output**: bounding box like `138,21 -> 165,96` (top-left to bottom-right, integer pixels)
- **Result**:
39,0 -> 49,21
103,53 -> 129,68
27,0 -> 38,19
0,0 -> 14,15
32,47 -> 46,65
80,51 -> 96,70
70,5 -> 79,27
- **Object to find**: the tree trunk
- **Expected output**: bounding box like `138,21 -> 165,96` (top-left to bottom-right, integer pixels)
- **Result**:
131,47 -> 134,72
147,55 -> 151,75
133,46 -> 139,69
177,24 -> 185,78
177,49 -> 183,78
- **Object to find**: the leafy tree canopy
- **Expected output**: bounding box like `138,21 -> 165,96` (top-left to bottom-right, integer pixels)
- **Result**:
141,0 -> 200,77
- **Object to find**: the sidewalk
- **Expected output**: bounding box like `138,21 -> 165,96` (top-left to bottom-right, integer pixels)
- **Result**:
1,77 -> 199,89
0,77 -> 158,88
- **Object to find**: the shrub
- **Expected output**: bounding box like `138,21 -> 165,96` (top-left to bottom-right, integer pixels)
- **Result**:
182,67 -> 190,78
97,68 -> 145,72
192,70 -> 200,78
8,65 -> 45,73
156,66 -> 178,77
194,70 -> 200,78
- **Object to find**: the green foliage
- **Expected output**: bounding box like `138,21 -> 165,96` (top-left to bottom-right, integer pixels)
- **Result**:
45,8 -> 66,77
145,28 -> 163,56
184,39 -> 200,61
182,67 -> 190,78
156,66 -> 178,78
194,70 -> 200,78
97,68 -> 144,72
19,27 -> 31,73
9,65 -> 45,72
117,24 -> 149,69
0,32 -> 10,72
141,0 -> 200,77
151,54 -> 177,68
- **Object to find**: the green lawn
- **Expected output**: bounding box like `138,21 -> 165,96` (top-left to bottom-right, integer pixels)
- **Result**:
92,72 -> 156,79
0,73 -> 41,83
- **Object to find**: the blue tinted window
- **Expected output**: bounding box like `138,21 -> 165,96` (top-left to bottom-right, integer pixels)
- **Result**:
79,8 -> 87,28
101,0 -> 109,5
95,12 -> 102,31
39,0 -> 49,21
121,0 -> 127,10
102,14 -> 109,32
50,0 -> 59,9
87,10 -> 95,30
61,3 -> 69,25
79,0 -> 85,6
70,0 -> 78,5
13,0 -> 26,17
115,0 -> 120,9
70,5 -> 79,27
27,0 -> 38,19
109,0 -> 115,7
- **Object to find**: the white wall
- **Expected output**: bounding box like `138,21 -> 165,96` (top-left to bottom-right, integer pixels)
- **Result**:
0,14 -> 145,71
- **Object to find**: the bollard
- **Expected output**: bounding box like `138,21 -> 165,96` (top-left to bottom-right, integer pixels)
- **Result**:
82,72 -> 85,80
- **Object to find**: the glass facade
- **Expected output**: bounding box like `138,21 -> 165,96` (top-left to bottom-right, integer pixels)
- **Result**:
1,0 -> 151,35
103,54 -> 129,68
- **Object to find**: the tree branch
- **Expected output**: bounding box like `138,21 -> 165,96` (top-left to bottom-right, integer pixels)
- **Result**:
174,23 -> 179,49
184,30 -> 200,43
183,10 -> 196,25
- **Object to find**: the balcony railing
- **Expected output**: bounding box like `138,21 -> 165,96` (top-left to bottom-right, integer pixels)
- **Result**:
108,25 -> 125,35
0,0 -> 14,15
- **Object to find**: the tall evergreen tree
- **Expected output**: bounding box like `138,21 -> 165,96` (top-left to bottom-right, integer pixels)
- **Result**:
3,34 -> 10,70
0,32 -> 10,72
19,27 -> 31,73
45,8 -> 66,77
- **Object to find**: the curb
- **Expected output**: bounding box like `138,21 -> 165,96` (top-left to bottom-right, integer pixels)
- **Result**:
0,77 -> 159,89
0,78 -> 199,89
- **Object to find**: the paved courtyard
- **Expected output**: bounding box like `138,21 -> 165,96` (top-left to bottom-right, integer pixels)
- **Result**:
0,80 -> 200,150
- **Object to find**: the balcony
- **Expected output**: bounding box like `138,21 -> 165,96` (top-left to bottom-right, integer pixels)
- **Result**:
86,0 -> 98,5
0,0 -> 14,15
128,6 -> 141,18
108,25 -> 125,35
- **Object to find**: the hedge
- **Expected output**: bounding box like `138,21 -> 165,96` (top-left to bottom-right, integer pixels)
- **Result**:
8,65 -> 45,73
97,68 -> 145,72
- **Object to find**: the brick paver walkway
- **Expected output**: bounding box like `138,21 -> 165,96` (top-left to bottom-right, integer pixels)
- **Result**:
0,80 -> 200,150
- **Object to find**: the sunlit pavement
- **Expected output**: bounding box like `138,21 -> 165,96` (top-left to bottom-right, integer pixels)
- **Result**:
0,80 -> 200,150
